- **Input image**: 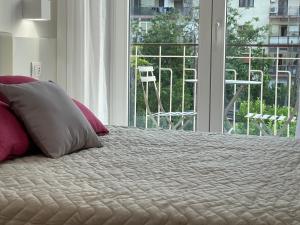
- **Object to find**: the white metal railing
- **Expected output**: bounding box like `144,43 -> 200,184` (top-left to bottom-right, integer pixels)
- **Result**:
130,7 -> 197,17
131,44 -> 198,130
226,45 -> 299,137
269,36 -> 300,45
131,43 -> 300,137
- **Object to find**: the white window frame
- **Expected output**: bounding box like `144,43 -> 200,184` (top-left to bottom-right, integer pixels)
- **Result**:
197,0 -> 213,132
209,0 -> 226,132
197,0 -> 226,133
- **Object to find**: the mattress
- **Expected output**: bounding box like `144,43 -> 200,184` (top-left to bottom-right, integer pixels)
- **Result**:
0,126 -> 299,225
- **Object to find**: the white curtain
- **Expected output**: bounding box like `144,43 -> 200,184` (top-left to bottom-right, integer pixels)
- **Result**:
58,0 -> 109,124
296,85 -> 300,140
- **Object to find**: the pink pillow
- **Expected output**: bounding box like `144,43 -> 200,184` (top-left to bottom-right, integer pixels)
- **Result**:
0,75 -> 35,84
0,75 -> 109,135
0,76 -> 36,103
0,102 -> 30,161
73,100 -> 109,135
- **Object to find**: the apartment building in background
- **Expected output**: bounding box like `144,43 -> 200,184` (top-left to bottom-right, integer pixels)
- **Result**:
131,0 -> 300,83
268,0 -> 300,84
230,0 -> 300,83
131,0 -> 300,44
131,0 -> 197,16
130,0 -> 198,33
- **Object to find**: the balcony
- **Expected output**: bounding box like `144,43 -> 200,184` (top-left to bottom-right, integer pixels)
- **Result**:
269,65 -> 300,77
269,36 -> 300,45
269,6 -> 300,18
130,43 -> 300,138
130,7 -> 196,18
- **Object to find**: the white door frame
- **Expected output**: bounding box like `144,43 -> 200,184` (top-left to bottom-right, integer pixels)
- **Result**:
210,0 -> 226,132
197,0 -> 226,133
197,0 -> 213,132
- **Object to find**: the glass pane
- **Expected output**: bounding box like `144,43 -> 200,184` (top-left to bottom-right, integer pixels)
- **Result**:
129,0 -> 200,130
224,0 -> 300,138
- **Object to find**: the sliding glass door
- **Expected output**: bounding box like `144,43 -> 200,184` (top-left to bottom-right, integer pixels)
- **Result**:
127,0 -> 300,138
129,0 -> 201,131
223,0 -> 300,138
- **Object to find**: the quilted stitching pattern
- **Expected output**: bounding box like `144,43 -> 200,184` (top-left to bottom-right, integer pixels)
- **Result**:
0,126 -> 300,225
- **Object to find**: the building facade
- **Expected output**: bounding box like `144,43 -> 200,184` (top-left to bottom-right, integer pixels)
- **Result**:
130,0 -> 198,29
131,0 -> 300,82
230,0 -> 300,83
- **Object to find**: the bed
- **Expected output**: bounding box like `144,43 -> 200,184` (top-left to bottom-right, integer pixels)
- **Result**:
0,126 -> 299,225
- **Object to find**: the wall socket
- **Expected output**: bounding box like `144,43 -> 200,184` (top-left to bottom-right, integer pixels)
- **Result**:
31,62 -> 41,79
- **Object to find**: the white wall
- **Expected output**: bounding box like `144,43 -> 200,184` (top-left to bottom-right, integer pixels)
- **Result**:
0,32 -> 13,74
0,0 -> 57,81
228,0 -> 270,44
229,0 -> 270,28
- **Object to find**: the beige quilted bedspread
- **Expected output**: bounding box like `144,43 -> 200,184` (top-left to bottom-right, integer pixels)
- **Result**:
0,126 -> 300,225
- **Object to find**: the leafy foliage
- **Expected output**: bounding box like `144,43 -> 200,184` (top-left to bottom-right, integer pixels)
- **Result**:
130,9 -> 198,128
234,99 -> 296,137
130,3 -> 296,136
225,5 -> 297,136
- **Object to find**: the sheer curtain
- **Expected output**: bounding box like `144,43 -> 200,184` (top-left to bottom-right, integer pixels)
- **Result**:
296,87 -> 300,140
57,0 -> 109,124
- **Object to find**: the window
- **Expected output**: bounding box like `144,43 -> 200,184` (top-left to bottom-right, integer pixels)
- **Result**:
288,25 -> 299,36
129,0 -> 201,131
278,53 -> 283,65
159,0 -> 164,7
132,0 -> 141,15
225,0 -> 300,138
126,0 -> 300,138
280,25 -> 287,36
134,0 -> 141,8
239,0 -> 254,7
278,0 -> 288,16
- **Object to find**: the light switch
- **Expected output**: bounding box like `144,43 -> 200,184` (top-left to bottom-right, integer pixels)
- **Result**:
31,62 -> 41,79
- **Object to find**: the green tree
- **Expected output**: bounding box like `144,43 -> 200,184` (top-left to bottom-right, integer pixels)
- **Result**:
225,4 -> 297,136
235,99 -> 296,137
225,6 -> 272,102
130,3 -> 294,135
130,9 -> 198,128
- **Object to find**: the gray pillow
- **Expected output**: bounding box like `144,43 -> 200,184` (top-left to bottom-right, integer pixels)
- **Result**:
0,81 -> 101,158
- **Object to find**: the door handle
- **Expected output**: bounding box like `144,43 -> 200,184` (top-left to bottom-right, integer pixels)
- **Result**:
215,21 -> 222,43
